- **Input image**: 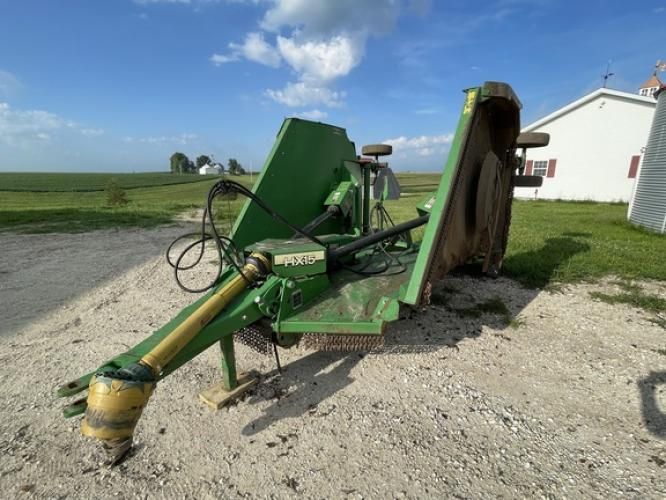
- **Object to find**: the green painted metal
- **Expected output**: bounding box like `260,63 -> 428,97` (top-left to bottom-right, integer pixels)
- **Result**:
278,251 -> 417,334
59,86 -> 524,424
219,336 -> 237,391
274,274 -> 330,326
362,165 -> 371,234
416,192 -> 437,216
231,118 -> 358,250
56,267 -> 266,402
401,87 -> 481,305
324,181 -> 355,217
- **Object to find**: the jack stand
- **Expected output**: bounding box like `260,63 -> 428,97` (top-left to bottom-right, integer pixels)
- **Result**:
199,335 -> 258,410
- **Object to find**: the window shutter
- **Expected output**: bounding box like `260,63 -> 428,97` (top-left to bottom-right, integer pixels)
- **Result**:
628,155 -> 640,178
546,159 -> 557,178
525,160 -> 533,175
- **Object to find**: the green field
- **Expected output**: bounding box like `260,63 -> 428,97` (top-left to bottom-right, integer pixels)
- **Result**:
0,172 -> 215,192
1,172 -> 664,288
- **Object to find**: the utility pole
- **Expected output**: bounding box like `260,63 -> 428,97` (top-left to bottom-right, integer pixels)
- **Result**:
602,60 -> 615,88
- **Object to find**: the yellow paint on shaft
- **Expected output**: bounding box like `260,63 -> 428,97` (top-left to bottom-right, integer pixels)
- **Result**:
80,253 -> 270,442
140,253 -> 270,375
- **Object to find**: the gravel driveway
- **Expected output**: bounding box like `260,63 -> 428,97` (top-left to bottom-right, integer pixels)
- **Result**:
0,227 -> 664,498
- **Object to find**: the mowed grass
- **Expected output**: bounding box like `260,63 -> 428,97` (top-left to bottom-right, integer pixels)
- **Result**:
0,172 -> 214,192
0,172 -> 664,287
0,175 -> 253,233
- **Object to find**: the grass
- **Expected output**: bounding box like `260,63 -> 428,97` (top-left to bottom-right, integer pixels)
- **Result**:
590,287 -> 666,330
1,172 -> 665,289
0,172 -> 215,192
589,290 -> 666,314
0,175 -> 252,233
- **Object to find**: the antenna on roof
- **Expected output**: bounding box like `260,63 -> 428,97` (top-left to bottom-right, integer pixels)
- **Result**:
602,60 -> 615,88
656,60 -> 666,86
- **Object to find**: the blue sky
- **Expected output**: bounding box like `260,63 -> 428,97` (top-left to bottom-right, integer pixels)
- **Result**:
0,0 -> 664,172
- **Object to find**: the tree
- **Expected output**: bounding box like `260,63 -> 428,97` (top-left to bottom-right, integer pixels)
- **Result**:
228,158 -> 245,176
196,155 -> 211,168
105,178 -> 128,206
170,152 -> 195,174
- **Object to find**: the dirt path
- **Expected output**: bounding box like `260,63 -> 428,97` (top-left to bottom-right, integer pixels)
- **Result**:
0,228 -> 664,498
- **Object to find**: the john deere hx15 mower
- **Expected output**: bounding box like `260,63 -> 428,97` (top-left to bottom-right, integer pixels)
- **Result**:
57,81 -> 548,462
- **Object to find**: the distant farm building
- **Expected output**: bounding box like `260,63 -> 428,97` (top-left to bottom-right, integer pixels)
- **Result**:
199,164 -> 223,175
520,87 -> 656,202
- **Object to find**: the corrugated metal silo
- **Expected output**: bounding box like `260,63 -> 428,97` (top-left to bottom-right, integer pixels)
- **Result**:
629,84 -> 666,233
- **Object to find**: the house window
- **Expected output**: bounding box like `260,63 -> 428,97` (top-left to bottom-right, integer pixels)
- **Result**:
533,160 -> 548,176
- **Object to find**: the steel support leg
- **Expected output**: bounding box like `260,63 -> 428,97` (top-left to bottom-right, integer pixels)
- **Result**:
219,335 -> 238,391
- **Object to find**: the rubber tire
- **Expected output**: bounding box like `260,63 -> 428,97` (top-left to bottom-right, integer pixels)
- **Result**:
362,144 -> 393,156
516,132 -> 549,149
513,174 -> 543,187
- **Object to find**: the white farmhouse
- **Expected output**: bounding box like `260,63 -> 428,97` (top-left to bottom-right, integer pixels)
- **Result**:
199,164 -> 222,175
521,87 -> 656,202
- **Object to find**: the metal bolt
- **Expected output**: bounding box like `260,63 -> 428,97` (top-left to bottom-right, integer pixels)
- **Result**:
254,296 -> 261,304
287,281 -> 295,289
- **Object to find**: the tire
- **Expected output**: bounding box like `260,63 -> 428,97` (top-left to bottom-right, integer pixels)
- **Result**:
513,174 -> 543,187
362,144 -> 393,156
516,132 -> 549,149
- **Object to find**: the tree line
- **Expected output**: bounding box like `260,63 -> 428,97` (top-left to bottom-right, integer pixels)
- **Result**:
169,152 -> 246,175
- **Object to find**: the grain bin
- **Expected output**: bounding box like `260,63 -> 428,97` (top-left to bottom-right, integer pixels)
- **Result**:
629,83 -> 666,233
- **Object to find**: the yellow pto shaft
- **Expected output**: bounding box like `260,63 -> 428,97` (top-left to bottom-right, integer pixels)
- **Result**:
140,253 -> 269,374
81,253 -> 270,443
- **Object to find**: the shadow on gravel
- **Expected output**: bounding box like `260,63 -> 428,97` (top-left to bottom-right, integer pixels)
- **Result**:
241,351 -> 361,436
638,371 -> 666,439
240,236 -> 592,434
383,235 -> 591,354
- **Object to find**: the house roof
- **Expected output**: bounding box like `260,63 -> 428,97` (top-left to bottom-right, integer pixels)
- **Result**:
522,88 -> 656,132
640,74 -> 660,89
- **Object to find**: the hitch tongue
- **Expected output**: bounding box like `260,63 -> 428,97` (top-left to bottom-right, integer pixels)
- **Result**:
79,253 -> 271,455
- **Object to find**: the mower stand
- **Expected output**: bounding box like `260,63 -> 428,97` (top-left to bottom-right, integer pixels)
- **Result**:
199,336 -> 258,410
199,372 -> 258,410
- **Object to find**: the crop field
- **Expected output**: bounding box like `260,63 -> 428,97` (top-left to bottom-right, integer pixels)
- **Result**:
0,172 -> 214,192
1,172 -> 664,287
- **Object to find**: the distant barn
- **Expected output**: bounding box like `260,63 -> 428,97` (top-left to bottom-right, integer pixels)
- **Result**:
199,164 -> 222,175
520,87 -> 656,202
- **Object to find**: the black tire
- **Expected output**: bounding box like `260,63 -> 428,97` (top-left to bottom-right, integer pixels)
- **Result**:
516,132 -> 549,149
513,174 -> 543,187
362,144 -> 393,156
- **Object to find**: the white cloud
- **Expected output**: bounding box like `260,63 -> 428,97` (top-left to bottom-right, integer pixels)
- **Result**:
81,128 -> 105,137
295,109 -> 328,120
265,82 -> 344,107
276,34 -> 362,82
124,133 -> 198,145
214,1 -> 429,108
260,0 -> 401,36
0,102 -> 65,145
211,32 -> 280,67
232,32 -> 281,67
210,53 -> 238,65
383,133 -> 454,157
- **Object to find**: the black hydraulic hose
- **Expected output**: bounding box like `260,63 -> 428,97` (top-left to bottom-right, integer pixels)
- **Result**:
328,213 -> 430,262
294,205 -> 340,237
